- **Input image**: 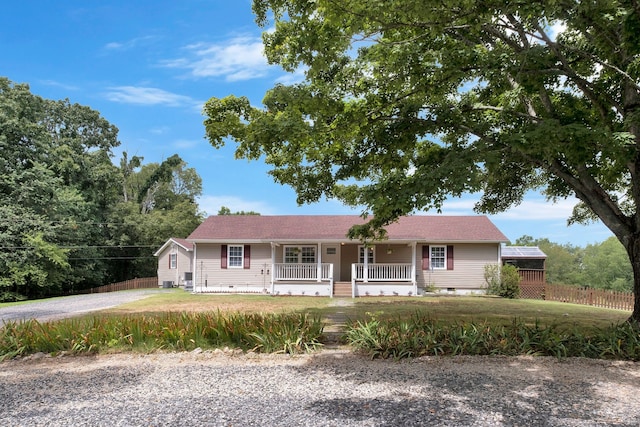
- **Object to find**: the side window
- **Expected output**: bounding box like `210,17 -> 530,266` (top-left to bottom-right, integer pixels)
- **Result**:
169,253 -> 177,269
430,246 -> 446,269
228,245 -> 244,268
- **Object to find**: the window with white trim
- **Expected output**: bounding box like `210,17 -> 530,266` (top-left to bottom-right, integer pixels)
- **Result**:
430,246 -> 446,269
359,246 -> 375,264
284,246 -> 316,263
301,246 -> 316,263
228,245 -> 244,268
169,253 -> 177,269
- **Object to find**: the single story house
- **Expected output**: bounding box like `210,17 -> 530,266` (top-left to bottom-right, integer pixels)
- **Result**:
155,215 -> 509,297
154,238 -> 194,289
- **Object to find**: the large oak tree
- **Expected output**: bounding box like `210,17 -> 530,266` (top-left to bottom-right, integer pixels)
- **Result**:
203,1 -> 640,322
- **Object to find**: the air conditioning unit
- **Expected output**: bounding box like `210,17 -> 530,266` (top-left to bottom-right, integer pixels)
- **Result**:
162,281 -> 174,288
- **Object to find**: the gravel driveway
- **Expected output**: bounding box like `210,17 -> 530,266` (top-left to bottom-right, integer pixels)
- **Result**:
1,350 -> 640,426
0,289 -> 167,323
2,292 -> 640,426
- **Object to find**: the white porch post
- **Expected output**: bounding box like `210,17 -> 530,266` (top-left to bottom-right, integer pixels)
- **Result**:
270,242 -> 276,295
317,242 -> 322,282
192,243 -> 197,293
363,245 -> 369,283
411,242 -> 417,295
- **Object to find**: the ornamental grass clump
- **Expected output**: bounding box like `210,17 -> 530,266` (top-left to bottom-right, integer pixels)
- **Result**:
0,311 -> 324,360
345,311 -> 640,360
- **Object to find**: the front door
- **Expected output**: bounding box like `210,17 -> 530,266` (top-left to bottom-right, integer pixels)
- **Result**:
339,244 -> 359,281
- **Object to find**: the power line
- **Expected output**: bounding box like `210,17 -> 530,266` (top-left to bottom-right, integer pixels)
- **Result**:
67,256 -> 156,260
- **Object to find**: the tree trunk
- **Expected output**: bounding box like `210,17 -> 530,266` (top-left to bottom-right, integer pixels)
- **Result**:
626,235 -> 640,325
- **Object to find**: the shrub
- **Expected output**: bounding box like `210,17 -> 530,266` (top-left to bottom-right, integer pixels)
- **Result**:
0,311 -> 324,360
485,264 -> 521,298
345,311 -> 640,360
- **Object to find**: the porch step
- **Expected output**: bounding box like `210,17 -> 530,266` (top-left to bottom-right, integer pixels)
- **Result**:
333,281 -> 352,298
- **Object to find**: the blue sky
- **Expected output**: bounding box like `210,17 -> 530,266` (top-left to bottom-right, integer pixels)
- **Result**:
2,1 -> 613,247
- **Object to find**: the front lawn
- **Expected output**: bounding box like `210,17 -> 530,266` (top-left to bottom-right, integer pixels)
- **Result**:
1,293 -> 635,360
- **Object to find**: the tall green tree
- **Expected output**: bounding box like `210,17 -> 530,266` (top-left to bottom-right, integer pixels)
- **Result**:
582,237 -> 633,291
0,78 -> 120,298
515,236 -> 585,286
204,1 -> 640,323
1,78 -> 205,298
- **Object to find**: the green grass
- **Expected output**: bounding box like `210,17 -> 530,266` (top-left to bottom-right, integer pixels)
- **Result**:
1,292 -> 634,360
107,293 -> 629,330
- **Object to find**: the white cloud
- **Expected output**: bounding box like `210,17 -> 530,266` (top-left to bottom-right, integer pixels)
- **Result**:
104,86 -> 201,108
103,36 -> 157,52
39,79 -> 79,91
173,139 -> 204,149
197,195 -> 276,216
492,198 -> 577,220
275,67 -> 307,85
162,35 -> 272,81
150,126 -> 170,135
548,20 -> 567,41
438,194 -> 579,221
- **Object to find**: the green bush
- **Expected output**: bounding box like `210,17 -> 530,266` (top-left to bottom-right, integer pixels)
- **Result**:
0,292 -> 27,303
0,311 -> 324,360
485,264 -> 521,298
346,311 -> 640,360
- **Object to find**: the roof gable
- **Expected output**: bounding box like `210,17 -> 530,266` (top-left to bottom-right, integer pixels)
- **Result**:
153,237 -> 194,256
187,215 -> 508,243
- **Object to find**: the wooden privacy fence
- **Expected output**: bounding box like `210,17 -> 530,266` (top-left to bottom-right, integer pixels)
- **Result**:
83,277 -> 158,294
520,282 -> 634,311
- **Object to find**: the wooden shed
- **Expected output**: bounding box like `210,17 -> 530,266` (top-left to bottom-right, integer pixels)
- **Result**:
502,246 -> 547,285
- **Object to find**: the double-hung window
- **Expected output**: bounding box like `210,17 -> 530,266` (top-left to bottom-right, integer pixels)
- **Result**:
284,246 -> 316,263
228,245 -> 244,268
169,253 -> 177,269
430,246 -> 446,269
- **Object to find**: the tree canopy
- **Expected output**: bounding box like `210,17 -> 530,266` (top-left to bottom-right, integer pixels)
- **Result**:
0,78 -> 203,301
203,1 -> 640,321
514,235 -> 633,291
217,206 -> 261,215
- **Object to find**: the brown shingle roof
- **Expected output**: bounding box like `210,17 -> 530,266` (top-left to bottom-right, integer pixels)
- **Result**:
187,215 -> 508,243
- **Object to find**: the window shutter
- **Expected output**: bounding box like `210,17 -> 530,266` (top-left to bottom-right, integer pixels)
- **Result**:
422,245 -> 430,270
244,245 -> 251,269
221,245 -> 227,269
447,245 -> 454,270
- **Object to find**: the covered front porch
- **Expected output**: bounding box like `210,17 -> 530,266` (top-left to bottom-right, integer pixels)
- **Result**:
269,242 -> 418,297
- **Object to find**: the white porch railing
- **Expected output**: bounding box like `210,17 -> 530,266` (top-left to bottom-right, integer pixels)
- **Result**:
274,263 -> 333,281
352,263 -> 413,282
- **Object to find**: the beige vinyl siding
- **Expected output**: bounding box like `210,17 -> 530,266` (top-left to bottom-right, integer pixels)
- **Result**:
196,243 -> 272,290
374,244 -> 412,264
416,243 -> 499,290
157,247 -> 192,287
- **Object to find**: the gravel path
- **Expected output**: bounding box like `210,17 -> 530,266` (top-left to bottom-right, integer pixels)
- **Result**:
2,293 -> 640,426
0,289 -> 167,323
1,350 -> 640,426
